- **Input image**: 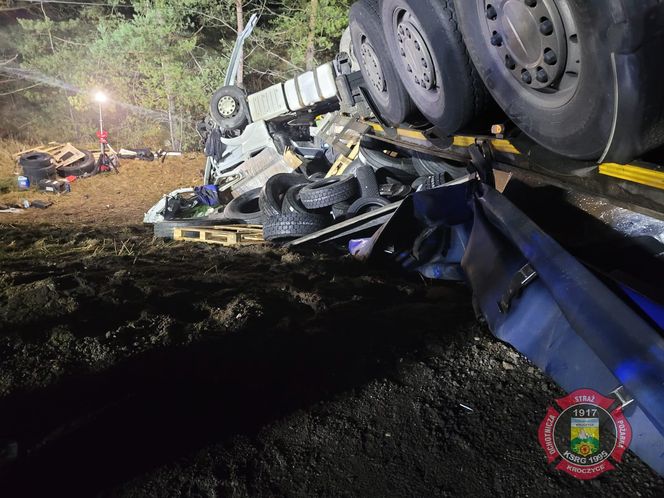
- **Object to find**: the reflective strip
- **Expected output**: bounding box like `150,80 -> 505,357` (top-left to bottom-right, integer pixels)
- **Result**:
491,139 -> 520,155
453,136 -> 476,147
599,163 -> 664,191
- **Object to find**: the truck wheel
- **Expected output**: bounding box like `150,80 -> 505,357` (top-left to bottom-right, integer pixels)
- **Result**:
350,0 -> 417,126
210,85 -> 250,131
381,0 -> 487,134
454,0 -> 615,160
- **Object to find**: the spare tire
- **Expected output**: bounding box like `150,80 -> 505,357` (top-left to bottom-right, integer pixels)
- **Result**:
350,0 -> 417,126
57,150 -> 96,178
282,185 -> 315,215
210,85 -> 250,131
223,188 -> 263,224
263,212 -> 330,242
21,163 -> 56,185
299,176 -> 359,209
259,174 -> 309,218
19,152 -> 52,169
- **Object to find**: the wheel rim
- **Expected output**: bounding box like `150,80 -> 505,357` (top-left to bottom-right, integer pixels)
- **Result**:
360,37 -> 386,94
218,95 -> 238,118
390,8 -> 439,99
396,16 -> 435,90
479,0 -> 581,99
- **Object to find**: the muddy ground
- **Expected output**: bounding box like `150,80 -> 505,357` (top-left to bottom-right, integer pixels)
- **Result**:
0,222 -> 662,498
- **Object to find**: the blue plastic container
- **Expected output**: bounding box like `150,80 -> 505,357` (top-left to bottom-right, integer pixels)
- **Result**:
17,176 -> 30,190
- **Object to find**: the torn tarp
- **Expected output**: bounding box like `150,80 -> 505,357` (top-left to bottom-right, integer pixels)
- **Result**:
355,179 -> 664,477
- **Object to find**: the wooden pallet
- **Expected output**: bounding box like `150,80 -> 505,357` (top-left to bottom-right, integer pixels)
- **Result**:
14,142 -> 86,168
173,225 -> 264,246
52,143 -> 85,167
13,142 -> 63,159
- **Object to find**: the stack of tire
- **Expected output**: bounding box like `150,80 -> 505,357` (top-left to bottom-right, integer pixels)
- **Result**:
358,140 -> 467,192
18,153 -> 56,185
258,173 -> 361,242
18,149 -> 97,186
220,140 -> 467,243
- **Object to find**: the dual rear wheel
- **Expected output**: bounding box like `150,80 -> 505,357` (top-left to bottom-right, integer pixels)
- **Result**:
350,0 -> 646,161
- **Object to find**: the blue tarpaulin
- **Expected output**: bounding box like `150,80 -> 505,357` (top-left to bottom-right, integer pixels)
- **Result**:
355,179 -> 664,476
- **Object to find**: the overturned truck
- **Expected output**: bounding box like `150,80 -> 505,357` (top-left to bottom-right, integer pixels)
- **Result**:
149,0 -> 664,481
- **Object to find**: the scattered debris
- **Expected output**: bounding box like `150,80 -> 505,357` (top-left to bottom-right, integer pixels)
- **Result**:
30,200 -> 53,209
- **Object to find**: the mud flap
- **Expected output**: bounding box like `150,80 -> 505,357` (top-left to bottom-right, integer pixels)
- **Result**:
463,184 -> 664,476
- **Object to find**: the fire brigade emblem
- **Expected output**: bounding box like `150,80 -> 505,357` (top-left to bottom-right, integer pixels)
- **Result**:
538,388 -> 632,480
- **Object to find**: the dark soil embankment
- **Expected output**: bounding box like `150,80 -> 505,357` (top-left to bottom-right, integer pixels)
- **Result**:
0,225 -> 662,497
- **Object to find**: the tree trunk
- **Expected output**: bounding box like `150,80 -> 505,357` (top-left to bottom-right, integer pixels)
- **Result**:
166,94 -> 177,151
305,0 -> 320,71
235,0 -> 244,86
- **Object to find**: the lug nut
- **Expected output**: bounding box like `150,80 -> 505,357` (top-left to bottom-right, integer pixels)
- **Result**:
543,48 -> 557,65
525,0 -> 537,7
521,70 -> 532,84
505,54 -> 516,70
536,67 -> 548,83
486,5 -> 497,20
491,32 -> 503,46
540,18 -> 554,35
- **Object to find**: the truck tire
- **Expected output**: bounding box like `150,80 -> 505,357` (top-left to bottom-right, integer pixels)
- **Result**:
21,163 -> 56,184
299,176 -> 359,209
453,0 -> 626,160
210,85 -> 250,131
263,212 -> 329,241
19,152 -> 52,169
359,145 -> 417,175
57,150 -> 95,178
347,196 -> 391,217
223,188 -> 263,224
282,185 -> 311,215
411,151 -> 466,178
381,0 -> 487,134
259,174 -> 308,218
350,0 -> 417,126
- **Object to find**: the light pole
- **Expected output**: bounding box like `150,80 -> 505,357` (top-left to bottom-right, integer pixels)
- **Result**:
94,91 -> 108,156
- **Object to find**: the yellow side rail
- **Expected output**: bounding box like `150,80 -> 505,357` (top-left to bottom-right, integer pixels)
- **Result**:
367,121 -> 664,192
599,163 -> 664,191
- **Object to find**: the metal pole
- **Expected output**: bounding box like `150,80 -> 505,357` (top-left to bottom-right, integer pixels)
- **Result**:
99,102 -> 105,156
